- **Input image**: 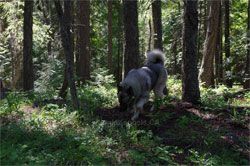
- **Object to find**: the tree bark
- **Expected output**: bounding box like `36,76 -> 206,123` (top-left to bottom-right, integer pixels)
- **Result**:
152,0 -> 163,50
76,0 -> 90,85
224,0 -> 232,87
148,19 -> 152,52
199,0 -> 221,88
59,67 -> 68,99
0,6 -> 6,33
123,0 -> 139,78
54,0 -> 79,109
108,0 -> 113,71
215,1 -> 223,86
244,0 -> 250,89
172,34 -> 178,75
116,0 -> 123,85
182,0 -> 200,104
23,0 -> 34,91
58,0 -> 74,98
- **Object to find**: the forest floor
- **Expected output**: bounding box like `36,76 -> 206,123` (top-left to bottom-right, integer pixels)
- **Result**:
1,84 -> 250,165
96,100 -> 250,164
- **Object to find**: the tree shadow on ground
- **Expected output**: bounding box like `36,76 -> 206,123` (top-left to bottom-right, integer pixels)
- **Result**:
0,118 -> 106,165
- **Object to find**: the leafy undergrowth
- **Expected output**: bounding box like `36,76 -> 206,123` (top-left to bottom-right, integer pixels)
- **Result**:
1,78 -> 249,165
96,101 -> 250,165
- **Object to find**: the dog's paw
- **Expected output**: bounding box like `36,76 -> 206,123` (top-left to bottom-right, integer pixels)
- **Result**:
150,105 -> 154,111
131,112 -> 139,121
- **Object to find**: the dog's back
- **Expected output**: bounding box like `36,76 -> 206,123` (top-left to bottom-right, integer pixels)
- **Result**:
118,49 -> 168,120
142,50 -> 167,90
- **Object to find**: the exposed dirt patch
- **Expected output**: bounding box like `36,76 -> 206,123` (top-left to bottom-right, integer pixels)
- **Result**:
1,105 -> 39,126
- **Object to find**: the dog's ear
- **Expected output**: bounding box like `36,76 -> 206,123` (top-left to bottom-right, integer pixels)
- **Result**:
127,86 -> 133,96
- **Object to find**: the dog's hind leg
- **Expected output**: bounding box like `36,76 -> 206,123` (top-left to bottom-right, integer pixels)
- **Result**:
151,84 -> 166,111
131,96 -> 149,121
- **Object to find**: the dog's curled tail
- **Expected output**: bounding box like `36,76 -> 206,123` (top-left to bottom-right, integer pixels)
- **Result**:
146,49 -> 166,65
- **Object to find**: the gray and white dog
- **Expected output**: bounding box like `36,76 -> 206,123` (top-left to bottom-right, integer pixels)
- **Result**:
118,49 -> 168,120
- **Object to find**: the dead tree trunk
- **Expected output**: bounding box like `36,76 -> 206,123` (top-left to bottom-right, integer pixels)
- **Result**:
54,0 -> 79,109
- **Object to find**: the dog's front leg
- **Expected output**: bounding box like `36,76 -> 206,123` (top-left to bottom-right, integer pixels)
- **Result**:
131,97 -> 148,121
126,100 -> 136,113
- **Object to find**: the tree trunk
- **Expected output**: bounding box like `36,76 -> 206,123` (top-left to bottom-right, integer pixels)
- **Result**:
23,0 -> 34,91
58,0 -> 74,98
152,0 -> 163,50
123,0 -> 139,78
215,1 -> 223,86
116,0 -> 123,85
224,0 -> 232,87
182,0 -> 200,104
108,0 -> 113,71
244,0 -> 250,89
199,0 -> 221,88
204,0 -> 208,38
172,35 -> 178,75
148,19 -> 152,52
197,1 -> 202,61
76,0 -> 90,85
54,0 -> 79,109
0,6 -> 6,33
59,67 -> 68,99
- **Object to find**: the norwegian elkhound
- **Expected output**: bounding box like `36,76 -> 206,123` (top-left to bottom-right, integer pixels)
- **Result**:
118,49 -> 168,120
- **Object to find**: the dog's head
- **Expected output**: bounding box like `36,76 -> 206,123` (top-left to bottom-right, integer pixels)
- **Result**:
118,84 -> 134,112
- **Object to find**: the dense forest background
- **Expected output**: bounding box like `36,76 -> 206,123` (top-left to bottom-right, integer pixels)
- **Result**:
0,0 -> 249,93
0,0 -> 250,165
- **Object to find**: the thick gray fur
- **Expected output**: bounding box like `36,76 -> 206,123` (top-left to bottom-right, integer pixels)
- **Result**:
118,49 -> 168,120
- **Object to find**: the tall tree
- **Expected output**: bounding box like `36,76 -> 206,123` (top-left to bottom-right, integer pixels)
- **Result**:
108,0 -> 113,71
76,0 -> 90,85
152,0 -> 163,50
182,0 -> 200,104
148,19 -> 152,52
215,1 -> 223,85
245,0 -> 250,89
0,6 -> 6,33
23,0 -> 34,91
59,0 -> 74,99
224,0 -> 232,87
116,0 -> 123,85
199,0 -> 221,88
123,0 -> 139,78
54,0 -> 79,109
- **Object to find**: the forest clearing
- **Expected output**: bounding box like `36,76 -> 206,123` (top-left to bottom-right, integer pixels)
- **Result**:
0,0 -> 250,165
